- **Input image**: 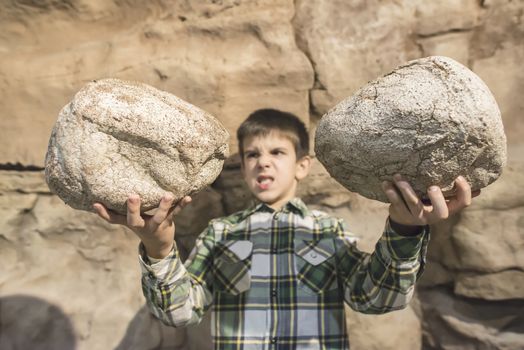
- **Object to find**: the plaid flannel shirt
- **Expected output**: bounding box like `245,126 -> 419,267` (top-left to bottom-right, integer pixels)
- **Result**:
139,198 -> 429,350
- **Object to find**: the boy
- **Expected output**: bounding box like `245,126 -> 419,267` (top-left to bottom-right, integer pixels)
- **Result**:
93,109 -> 474,349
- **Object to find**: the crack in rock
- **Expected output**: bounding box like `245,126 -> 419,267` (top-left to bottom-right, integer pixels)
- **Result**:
315,56 -> 507,202
44,78 -> 229,214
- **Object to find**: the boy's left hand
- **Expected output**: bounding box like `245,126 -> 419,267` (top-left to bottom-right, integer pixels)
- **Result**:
382,174 -> 480,227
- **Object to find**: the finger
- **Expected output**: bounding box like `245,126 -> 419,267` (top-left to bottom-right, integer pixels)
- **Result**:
392,174 -> 425,219
93,203 -> 111,221
151,193 -> 176,226
425,186 -> 449,222
382,181 -> 411,218
447,176 -> 472,214
93,203 -> 127,225
127,194 -> 145,228
171,196 -> 192,217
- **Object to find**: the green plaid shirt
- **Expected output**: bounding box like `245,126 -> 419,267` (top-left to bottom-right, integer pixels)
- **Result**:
139,198 -> 429,350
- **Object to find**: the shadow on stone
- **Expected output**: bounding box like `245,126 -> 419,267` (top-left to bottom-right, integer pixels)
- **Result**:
115,305 -> 190,350
0,295 -> 76,350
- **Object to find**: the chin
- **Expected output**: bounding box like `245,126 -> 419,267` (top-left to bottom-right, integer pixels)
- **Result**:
254,193 -> 278,205
255,193 -> 274,203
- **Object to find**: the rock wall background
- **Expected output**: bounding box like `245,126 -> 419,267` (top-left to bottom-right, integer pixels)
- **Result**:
0,0 -> 522,349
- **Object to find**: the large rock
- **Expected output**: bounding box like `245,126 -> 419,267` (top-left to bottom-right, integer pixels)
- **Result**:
454,270 -> 524,300
419,288 -> 524,350
45,79 -> 229,214
0,1 -> 313,167
315,56 -> 507,202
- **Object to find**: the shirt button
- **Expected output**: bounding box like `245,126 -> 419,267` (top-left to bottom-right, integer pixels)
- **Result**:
310,252 -> 318,259
271,289 -> 277,297
273,214 -> 279,221
272,247 -> 278,254
271,337 -> 277,344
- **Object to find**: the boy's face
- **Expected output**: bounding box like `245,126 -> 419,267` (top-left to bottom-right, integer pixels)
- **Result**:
241,131 -> 311,210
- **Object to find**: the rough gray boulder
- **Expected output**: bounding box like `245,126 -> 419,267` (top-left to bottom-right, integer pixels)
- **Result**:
315,56 -> 507,202
45,78 -> 229,214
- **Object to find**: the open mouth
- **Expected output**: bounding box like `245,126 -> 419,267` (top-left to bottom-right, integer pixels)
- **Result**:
256,175 -> 274,190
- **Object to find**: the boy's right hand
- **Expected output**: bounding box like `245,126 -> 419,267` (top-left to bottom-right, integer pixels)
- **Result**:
93,193 -> 192,259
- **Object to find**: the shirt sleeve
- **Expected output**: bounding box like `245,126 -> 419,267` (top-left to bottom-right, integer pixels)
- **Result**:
139,224 -> 216,327
334,217 -> 430,314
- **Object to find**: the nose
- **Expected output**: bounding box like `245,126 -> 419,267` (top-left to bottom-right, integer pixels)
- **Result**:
257,153 -> 271,168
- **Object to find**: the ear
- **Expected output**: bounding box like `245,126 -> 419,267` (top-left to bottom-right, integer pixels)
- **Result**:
295,155 -> 311,181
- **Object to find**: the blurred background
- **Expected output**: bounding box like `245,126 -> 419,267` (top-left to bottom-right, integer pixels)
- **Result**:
0,0 -> 523,349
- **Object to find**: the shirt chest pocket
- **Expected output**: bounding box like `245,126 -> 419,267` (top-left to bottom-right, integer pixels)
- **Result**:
294,238 -> 338,294
213,240 -> 253,295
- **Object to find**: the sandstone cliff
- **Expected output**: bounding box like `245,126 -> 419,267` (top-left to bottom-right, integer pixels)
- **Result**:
1,1 -> 522,349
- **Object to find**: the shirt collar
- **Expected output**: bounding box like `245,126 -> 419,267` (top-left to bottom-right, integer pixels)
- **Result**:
242,197 -> 310,219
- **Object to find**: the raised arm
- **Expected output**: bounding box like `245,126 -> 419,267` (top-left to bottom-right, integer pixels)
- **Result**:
336,175 -> 478,314
92,194 -> 214,327
335,217 -> 429,314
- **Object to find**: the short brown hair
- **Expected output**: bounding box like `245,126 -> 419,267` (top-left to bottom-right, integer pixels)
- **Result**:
237,109 -> 309,159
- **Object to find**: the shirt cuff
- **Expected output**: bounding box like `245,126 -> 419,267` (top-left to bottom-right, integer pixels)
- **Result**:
380,217 -> 430,260
138,242 -> 183,281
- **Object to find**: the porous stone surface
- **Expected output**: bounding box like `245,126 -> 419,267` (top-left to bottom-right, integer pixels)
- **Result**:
315,56 -> 507,202
45,78 -> 229,214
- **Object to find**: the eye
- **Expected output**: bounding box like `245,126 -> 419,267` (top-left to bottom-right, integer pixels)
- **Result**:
245,151 -> 258,159
271,149 -> 285,155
